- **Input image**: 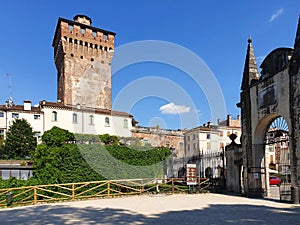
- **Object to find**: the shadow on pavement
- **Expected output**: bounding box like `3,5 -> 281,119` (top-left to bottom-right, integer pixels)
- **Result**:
0,201 -> 299,225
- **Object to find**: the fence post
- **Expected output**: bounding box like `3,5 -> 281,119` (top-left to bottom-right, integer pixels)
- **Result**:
107,181 -> 110,197
33,187 -> 37,204
141,179 -> 144,194
172,178 -> 174,194
72,184 -> 75,200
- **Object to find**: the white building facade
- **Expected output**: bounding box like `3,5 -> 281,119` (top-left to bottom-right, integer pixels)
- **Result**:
0,100 -> 133,142
184,115 -> 241,178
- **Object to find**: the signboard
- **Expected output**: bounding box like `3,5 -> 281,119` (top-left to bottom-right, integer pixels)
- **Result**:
186,164 -> 197,185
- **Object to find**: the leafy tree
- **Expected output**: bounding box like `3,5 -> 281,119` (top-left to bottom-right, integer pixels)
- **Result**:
31,126 -> 103,184
99,134 -> 118,145
1,119 -> 37,159
42,126 -> 75,147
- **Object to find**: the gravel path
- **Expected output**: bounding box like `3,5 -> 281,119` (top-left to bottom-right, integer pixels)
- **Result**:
0,193 -> 299,225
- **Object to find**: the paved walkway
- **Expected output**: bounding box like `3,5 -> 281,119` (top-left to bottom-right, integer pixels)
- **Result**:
0,193 -> 299,225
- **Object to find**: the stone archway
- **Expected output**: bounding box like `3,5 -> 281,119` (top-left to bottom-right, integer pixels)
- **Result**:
239,18 -> 300,204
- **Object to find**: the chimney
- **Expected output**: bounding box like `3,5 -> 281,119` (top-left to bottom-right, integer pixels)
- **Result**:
24,100 -> 32,111
227,114 -> 232,120
73,15 -> 92,26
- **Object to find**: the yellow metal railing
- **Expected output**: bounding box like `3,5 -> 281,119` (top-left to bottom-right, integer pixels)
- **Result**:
0,178 -> 211,207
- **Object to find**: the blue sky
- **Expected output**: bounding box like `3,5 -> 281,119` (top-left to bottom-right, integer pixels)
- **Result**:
0,1 -> 299,129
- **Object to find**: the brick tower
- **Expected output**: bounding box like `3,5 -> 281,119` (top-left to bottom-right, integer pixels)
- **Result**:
52,15 -> 115,110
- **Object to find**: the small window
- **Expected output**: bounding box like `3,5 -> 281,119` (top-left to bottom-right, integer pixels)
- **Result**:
187,136 -> 190,141
192,134 -> 196,140
207,134 -> 211,139
105,117 -> 110,126
0,129 -> 4,135
68,25 -> 74,31
123,119 -> 128,128
89,115 -> 94,125
34,115 -> 41,120
80,28 -> 85,34
0,112 -> 4,117
187,144 -> 190,151
103,34 -> 108,41
52,111 -> 57,122
72,113 -> 78,124
12,113 -> 19,119
92,31 -> 97,37
220,131 -> 223,137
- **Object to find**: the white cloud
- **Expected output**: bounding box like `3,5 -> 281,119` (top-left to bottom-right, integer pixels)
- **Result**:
269,8 -> 284,22
159,102 -> 190,115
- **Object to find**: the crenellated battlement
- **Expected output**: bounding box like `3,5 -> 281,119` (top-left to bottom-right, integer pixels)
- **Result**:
52,15 -> 115,110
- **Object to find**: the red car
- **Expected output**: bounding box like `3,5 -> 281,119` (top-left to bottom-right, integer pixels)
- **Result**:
269,176 -> 281,186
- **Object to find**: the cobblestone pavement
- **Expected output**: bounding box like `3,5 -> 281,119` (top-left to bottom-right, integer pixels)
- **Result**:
0,193 -> 299,225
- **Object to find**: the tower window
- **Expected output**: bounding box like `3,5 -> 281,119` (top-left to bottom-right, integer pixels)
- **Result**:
92,31 -> 97,37
104,46 -> 108,51
74,39 -> 78,44
69,38 -> 73,43
72,113 -> 78,124
71,53 -> 74,57
95,44 -> 98,49
89,115 -> 94,125
68,25 -> 74,31
90,43 -> 93,48
79,40 -> 83,45
105,117 -> 110,126
85,42 -> 88,47
80,28 -> 85,34
80,56 -> 83,59
91,58 -> 94,62
103,34 -> 108,41
100,45 -> 103,50
52,111 -> 57,122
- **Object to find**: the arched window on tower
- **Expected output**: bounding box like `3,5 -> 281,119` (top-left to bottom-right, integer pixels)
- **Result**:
52,111 -> 57,122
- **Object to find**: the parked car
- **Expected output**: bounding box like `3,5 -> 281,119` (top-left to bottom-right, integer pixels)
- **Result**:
269,176 -> 281,186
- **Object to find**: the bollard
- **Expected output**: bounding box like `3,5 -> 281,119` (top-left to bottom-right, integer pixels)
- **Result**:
6,192 -> 13,206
